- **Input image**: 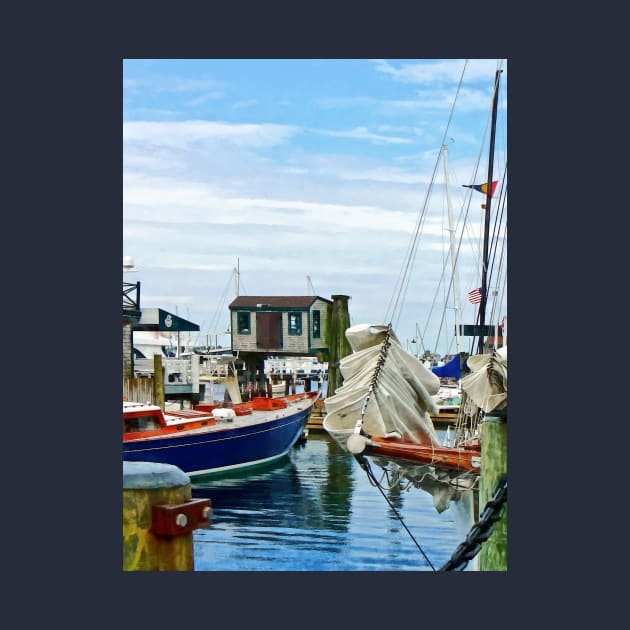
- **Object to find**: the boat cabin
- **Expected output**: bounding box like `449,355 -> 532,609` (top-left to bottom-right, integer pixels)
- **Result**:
123,402 -> 164,434
228,295 -> 332,356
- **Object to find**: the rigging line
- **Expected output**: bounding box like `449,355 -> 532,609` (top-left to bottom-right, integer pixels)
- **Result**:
431,160 -> 488,354
459,72 -> 500,298
386,59 -> 469,327
192,268 -> 235,346
210,268 -> 236,331
421,147 -> 461,353
484,166 -> 508,328
489,175 -> 507,330
356,454 -> 436,571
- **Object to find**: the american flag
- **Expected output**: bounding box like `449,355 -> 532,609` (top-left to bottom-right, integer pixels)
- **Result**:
468,287 -> 483,304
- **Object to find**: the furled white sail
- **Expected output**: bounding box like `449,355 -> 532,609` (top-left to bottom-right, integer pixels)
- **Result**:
323,324 -> 441,450
460,345 -> 507,413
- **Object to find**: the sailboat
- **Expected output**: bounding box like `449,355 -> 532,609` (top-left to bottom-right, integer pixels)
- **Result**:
427,142 -> 465,427
323,65 -> 507,513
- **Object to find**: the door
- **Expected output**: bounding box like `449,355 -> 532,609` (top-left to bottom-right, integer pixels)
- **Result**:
256,312 -> 282,349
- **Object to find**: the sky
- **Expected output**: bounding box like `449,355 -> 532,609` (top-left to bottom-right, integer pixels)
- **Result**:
123,59 -> 507,356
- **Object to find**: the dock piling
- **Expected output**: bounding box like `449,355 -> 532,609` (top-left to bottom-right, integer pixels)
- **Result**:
122,462 -> 211,571
478,411 -> 507,571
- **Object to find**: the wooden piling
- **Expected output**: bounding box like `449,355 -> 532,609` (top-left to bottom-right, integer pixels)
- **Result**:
153,354 -> 164,410
478,411 -> 507,571
326,294 -> 352,397
123,462 -> 203,571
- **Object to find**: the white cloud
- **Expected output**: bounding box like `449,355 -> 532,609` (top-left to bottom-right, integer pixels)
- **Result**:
371,59 -> 504,84
312,126 -> 412,145
186,92 -> 224,106
123,172 -> 416,233
232,99 -> 258,109
123,149 -> 184,171
123,76 -> 223,94
123,120 -> 298,149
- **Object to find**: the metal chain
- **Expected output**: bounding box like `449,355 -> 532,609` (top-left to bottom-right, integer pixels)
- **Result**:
438,474 -> 507,571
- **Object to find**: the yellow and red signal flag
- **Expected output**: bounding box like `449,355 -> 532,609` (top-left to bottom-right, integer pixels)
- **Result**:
462,180 -> 498,196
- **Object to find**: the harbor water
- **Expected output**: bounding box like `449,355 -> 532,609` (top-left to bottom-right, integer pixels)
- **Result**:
190,429 -> 477,571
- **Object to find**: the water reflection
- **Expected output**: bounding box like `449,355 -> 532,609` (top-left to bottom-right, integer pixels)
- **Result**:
191,433 -> 471,571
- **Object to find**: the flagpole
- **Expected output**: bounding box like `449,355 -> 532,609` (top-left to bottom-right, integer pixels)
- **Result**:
477,69 -> 502,355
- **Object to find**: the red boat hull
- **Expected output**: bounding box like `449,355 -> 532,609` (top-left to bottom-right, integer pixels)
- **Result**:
367,437 -> 481,472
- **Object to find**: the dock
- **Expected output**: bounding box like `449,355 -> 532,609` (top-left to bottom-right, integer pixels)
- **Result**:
430,405 -> 460,427
307,399 -> 461,432
306,398 -> 326,431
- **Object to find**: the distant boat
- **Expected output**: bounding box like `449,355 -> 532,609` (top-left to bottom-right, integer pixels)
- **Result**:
123,389 -> 319,476
430,356 -> 463,425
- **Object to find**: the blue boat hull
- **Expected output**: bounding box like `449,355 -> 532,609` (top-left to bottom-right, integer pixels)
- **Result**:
123,406 -> 311,477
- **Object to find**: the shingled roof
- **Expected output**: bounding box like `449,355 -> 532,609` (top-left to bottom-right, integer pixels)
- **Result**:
229,295 -> 332,309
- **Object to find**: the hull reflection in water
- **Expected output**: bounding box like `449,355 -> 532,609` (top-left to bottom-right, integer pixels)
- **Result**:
191,433 -> 474,571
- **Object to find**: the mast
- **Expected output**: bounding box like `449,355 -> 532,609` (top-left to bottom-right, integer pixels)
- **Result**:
235,258 -> 240,297
307,275 -> 315,295
477,69 -> 502,355
443,144 -> 461,354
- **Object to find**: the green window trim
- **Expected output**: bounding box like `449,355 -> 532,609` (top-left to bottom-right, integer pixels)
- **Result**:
312,310 -> 321,338
237,312 -> 251,334
288,311 -> 302,335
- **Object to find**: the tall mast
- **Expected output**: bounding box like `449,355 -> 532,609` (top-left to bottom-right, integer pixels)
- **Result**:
443,144 -> 461,354
235,258 -> 240,297
477,69 -> 502,355
307,275 -> 315,295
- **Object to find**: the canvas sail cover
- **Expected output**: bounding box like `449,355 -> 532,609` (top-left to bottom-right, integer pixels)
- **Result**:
460,346 -> 507,413
323,324 -> 441,449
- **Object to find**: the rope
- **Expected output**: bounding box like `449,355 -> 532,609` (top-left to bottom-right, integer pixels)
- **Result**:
385,61 -> 470,329
355,454 -> 436,571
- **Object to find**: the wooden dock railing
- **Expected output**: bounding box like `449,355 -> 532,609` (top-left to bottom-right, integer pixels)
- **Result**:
123,377 -> 155,404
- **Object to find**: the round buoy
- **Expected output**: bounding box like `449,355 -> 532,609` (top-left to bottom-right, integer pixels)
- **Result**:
347,433 -> 368,454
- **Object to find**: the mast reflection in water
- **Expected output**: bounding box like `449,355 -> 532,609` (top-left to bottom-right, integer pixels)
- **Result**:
191,432 -> 473,571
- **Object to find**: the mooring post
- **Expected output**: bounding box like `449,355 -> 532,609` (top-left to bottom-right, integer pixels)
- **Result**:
479,410 -> 507,571
122,462 -> 211,571
153,354 -> 164,410
326,294 -> 352,397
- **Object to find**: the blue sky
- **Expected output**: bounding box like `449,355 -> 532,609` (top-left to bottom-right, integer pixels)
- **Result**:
123,59 -> 507,355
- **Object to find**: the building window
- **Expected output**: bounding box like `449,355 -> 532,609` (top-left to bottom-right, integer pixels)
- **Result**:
237,312 -> 251,334
288,312 -> 302,335
312,310 -> 320,338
